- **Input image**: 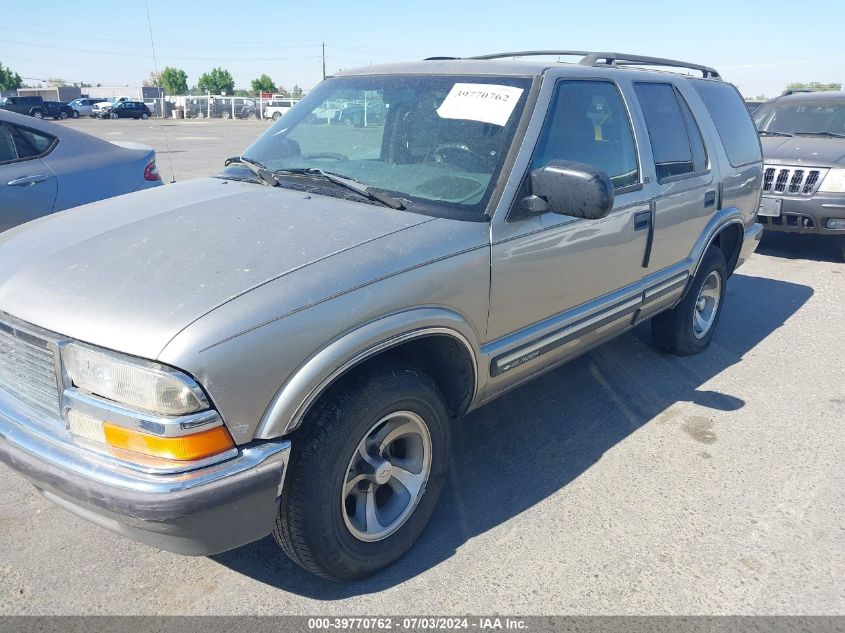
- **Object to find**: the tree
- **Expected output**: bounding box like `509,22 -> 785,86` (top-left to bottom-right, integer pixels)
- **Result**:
197,67 -> 235,95
290,84 -> 303,98
143,71 -> 161,87
251,74 -> 277,94
159,67 -> 188,95
0,61 -> 22,91
785,82 -> 841,94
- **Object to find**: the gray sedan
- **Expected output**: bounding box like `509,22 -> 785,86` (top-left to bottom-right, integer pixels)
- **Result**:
0,109 -> 162,232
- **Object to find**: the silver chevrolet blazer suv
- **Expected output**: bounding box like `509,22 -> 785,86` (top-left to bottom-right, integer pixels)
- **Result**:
0,51 -> 764,580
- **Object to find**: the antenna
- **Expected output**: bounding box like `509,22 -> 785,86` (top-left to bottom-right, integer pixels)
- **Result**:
322,42 -> 327,80
144,0 -> 176,183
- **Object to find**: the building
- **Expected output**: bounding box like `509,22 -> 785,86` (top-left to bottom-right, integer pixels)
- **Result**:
17,86 -> 82,102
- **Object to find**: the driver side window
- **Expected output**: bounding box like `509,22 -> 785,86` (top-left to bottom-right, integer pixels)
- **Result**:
532,80 -> 640,190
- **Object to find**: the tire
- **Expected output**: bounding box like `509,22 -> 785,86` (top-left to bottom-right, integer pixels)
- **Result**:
651,246 -> 728,356
272,112 -> 282,121
273,362 -> 451,581
221,111 -> 231,119
31,110 -> 43,119
59,111 -> 68,120
72,110 -> 79,118
110,112 -> 119,119
141,112 -> 150,120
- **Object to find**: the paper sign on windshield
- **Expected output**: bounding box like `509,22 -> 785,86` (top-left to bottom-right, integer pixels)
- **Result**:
436,83 -> 524,126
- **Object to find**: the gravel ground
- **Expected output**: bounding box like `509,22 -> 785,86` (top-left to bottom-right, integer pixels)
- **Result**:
0,119 -> 842,615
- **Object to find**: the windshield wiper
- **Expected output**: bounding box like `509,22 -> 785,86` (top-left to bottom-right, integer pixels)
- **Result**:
757,130 -> 794,137
793,131 -> 845,139
273,168 -> 405,210
224,156 -> 278,187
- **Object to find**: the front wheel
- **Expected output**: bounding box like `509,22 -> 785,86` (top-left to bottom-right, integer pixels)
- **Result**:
59,111 -> 69,120
141,112 -> 150,120
272,112 -> 282,121
110,112 -> 119,119
31,110 -> 43,119
274,363 -> 451,581
72,110 -> 79,118
652,247 -> 727,355
221,111 -> 231,119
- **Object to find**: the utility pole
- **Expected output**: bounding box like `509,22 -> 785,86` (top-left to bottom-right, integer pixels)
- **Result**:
322,42 -> 326,80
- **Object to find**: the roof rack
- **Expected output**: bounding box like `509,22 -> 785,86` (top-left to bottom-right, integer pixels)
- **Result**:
457,50 -> 720,79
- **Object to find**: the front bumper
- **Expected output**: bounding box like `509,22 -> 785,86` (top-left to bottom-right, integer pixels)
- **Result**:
758,194 -> 845,235
0,392 -> 291,555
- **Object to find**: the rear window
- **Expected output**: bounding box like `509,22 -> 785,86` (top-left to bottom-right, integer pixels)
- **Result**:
693,80 -> 761,167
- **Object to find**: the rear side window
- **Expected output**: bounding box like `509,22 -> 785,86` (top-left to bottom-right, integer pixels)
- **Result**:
10,125 -> 56,159
693,80 -> 762,167
0,126 -> 16,162
634,82 -> 707,181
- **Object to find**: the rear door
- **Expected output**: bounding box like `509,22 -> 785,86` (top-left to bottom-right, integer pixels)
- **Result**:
631,81 -> 716,272
0,122 -> 58,231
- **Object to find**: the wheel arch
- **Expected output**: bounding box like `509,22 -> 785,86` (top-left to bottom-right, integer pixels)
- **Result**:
254,308 -> 481,440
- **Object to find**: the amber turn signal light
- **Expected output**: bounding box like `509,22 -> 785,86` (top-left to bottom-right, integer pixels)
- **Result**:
103,423 -> 235,461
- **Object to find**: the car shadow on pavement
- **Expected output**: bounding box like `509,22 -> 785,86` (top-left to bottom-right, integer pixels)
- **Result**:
211,271 -> 813,597
757,231 -> 844,263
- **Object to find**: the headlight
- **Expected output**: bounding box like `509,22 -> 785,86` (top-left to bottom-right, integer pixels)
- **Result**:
62,343 -> 208,415
819,168 -> 845,193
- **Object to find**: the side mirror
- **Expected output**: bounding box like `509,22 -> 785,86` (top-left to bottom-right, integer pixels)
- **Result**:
528,160 -> 615,220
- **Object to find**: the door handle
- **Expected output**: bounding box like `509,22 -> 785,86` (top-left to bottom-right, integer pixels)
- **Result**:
634,210 -> 652,231
7,175 -> 48,187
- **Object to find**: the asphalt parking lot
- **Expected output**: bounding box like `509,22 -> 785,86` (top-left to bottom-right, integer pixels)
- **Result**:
0,119 -> 843,615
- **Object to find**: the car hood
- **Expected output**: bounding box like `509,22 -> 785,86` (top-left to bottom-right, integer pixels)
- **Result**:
761,136 -> 845,167
0,178 -> 431,358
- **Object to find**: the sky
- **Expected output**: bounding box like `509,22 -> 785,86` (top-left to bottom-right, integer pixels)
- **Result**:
2,0 -> 844,98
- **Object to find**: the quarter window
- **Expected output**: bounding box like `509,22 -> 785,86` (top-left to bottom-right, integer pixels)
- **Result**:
634,82 -> 708,181
532,80 -> 639,189
694,80 -> 762,167
10,125 -> 55,159
0,126 -> 16,163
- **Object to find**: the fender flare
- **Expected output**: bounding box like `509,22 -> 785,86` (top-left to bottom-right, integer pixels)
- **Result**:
254,307 -> 481,439
683,208 -> 746,298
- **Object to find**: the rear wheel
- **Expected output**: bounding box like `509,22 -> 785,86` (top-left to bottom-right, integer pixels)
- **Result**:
221,111 -> 231,119
652,247 -> 727,356
141,112 -> 150,120
31,110 -> 43,119
273,363 -> 451,581
272,112 -> 282,121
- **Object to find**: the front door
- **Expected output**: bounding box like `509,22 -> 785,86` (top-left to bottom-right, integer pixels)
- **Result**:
486,79 -> 651,389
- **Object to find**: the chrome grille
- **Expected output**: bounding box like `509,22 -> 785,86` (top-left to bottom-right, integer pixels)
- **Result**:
763,165 -> 826,196
0,325 -> 61,417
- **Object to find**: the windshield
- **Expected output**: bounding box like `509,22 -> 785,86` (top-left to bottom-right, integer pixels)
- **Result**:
753,98 -> 845,135
242,75 -> 532,213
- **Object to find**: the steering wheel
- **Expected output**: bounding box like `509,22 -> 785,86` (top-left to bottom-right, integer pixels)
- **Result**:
426,143 -> 488,172
302,152 -> 349,162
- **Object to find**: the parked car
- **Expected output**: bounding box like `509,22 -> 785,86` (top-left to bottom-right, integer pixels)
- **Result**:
334,102 -> 385,126
0,109 -> 161,231
68,98 -> 109,118
263,98 -> 299,120
213,97 -> 258,119
98,101 -> 152,120
753,91 -> 845,260
0,51 -> 762,581
42,101 -> 76,120
0,96 -> 47,118
91,97 -> 130,117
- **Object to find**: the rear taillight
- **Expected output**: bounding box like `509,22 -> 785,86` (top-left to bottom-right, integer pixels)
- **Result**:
144,160 -> 160,181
